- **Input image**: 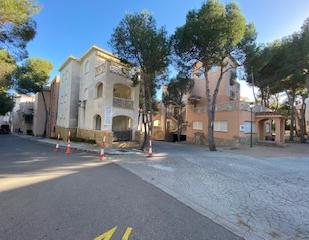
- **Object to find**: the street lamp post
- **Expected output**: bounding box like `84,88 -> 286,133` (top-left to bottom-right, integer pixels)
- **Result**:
249,102 -> 255,148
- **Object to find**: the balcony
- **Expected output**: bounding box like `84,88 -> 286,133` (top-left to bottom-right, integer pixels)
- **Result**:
95,63 -> 107,76
110,63 -> 130,77
113,97 -> 133,109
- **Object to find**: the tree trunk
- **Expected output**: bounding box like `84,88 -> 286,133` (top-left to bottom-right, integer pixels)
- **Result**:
204,65 -> 217,151
287,91 -> 295,142
145,73 -> 155,148
142,113 -> 148,150
251,68 -> 258,104
207,108 -> 216,151
177,106 -> 182,142
300,96 -> 306,143
41,91 -> 48,138
205,61 -> 227,151
164,106 -> 167,140
140,72 -> 148,150
261,88 -> 265,107
307,77 -> 309,98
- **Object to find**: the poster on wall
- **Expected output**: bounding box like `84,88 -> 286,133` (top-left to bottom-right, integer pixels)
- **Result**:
104,106 -> 113,125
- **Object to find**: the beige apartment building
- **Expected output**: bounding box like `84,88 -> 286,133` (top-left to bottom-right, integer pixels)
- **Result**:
186,59 -> 254,146
10,94 -> 35,135
33,90 -> 51,136
57,46 -> 139,145
48,76 -> 60,137
155,58 -> 285,146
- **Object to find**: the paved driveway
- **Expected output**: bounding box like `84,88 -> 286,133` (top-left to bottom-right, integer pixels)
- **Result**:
0,135 -> 242,240
116,141 -> 309,240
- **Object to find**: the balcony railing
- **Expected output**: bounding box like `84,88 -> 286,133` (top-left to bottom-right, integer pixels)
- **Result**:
113,97 -> 133,109
95,63 -> 107,76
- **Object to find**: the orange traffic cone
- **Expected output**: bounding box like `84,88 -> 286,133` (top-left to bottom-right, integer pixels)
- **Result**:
54,133 -> 60,151
99,148 -> 106,161
65,141 -> 71,154
99,135 -> 106,161
147,139 -> 153,157
65,131 -> 71,154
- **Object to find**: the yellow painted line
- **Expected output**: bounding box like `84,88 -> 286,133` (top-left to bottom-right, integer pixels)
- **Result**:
121,227 -> 133,240
94,226 -> 117,240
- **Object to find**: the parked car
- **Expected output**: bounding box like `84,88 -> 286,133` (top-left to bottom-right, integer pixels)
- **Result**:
0,124 -> 10,134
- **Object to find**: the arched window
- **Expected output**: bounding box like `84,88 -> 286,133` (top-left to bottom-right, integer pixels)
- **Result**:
94,115 -> 102,130
96,83 -> 103,98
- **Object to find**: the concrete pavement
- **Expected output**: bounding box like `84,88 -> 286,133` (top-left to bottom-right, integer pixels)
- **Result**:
116,141 -> 309,240
0,135 -> 242,240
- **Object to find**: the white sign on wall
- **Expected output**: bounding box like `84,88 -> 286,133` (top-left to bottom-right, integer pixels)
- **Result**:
104,106 -> 113,125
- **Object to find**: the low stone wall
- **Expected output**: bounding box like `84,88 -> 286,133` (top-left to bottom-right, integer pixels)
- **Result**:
152,127 -> 165,140
239,135 -> 258,145
134,130 -> 143,144
55,126 -> 77,141
77,128 -> 113,147
187,132 -> 242,147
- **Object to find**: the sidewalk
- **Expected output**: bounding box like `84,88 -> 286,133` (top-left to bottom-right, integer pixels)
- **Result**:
14,134 -> 142,155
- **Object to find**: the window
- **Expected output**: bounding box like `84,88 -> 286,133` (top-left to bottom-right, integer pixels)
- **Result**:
84,60 -> 90,74
96,83 -> 103,98
193,121 -> 203,130
95,115 -> 102,130
243,121 -> 256,133
83,88 -> 88,99
154,120 -> 160,127
214,121 -> 228,132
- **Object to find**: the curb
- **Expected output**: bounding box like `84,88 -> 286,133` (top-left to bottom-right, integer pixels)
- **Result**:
13,134 -> 142,156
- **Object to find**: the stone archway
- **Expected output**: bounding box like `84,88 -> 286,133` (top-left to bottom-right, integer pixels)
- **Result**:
255,112 -> 285,145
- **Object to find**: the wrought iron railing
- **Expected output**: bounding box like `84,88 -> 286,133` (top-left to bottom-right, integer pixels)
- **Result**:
113,130 -> 132,142
113,97 -> 133,109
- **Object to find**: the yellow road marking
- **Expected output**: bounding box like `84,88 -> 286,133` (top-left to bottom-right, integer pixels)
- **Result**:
94,226 -> 117,240
121,227 -> 133,240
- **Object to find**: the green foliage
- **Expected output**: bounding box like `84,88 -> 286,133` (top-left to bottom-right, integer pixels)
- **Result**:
110,11 -> 170,148
110,11 -> 170,110
244,17 -> 309,105
260,35 -> 306,96
110,11 -> 170,75
15,58 -> 53,94
173,0 -> 246,69
165,74 -> 194,107
164,74 -> 194,141
0,91 -> 14,115
0,0 -> 40,59
172,0 -> 248,150
0,49 -> 16,91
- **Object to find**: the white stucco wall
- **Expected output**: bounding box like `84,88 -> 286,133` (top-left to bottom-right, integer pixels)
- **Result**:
33,91 -> 51,136
57,46 -> 140,140
77,49 -> 140,138
57,60 -> 80,128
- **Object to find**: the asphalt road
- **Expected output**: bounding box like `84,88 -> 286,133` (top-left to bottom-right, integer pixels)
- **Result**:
0,135 -> 243,240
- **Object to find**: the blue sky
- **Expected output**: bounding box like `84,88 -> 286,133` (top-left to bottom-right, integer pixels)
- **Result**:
27,0 -> 309,99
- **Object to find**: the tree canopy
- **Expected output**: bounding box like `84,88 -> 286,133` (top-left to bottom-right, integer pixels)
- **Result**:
172,0 -> 249,151
0,0 -> 39,59
0,91 -> 14,115
110,11 -> 170,149
15,58 -> 53,94
0,49 -> 15,91
243,17 -> 309,142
